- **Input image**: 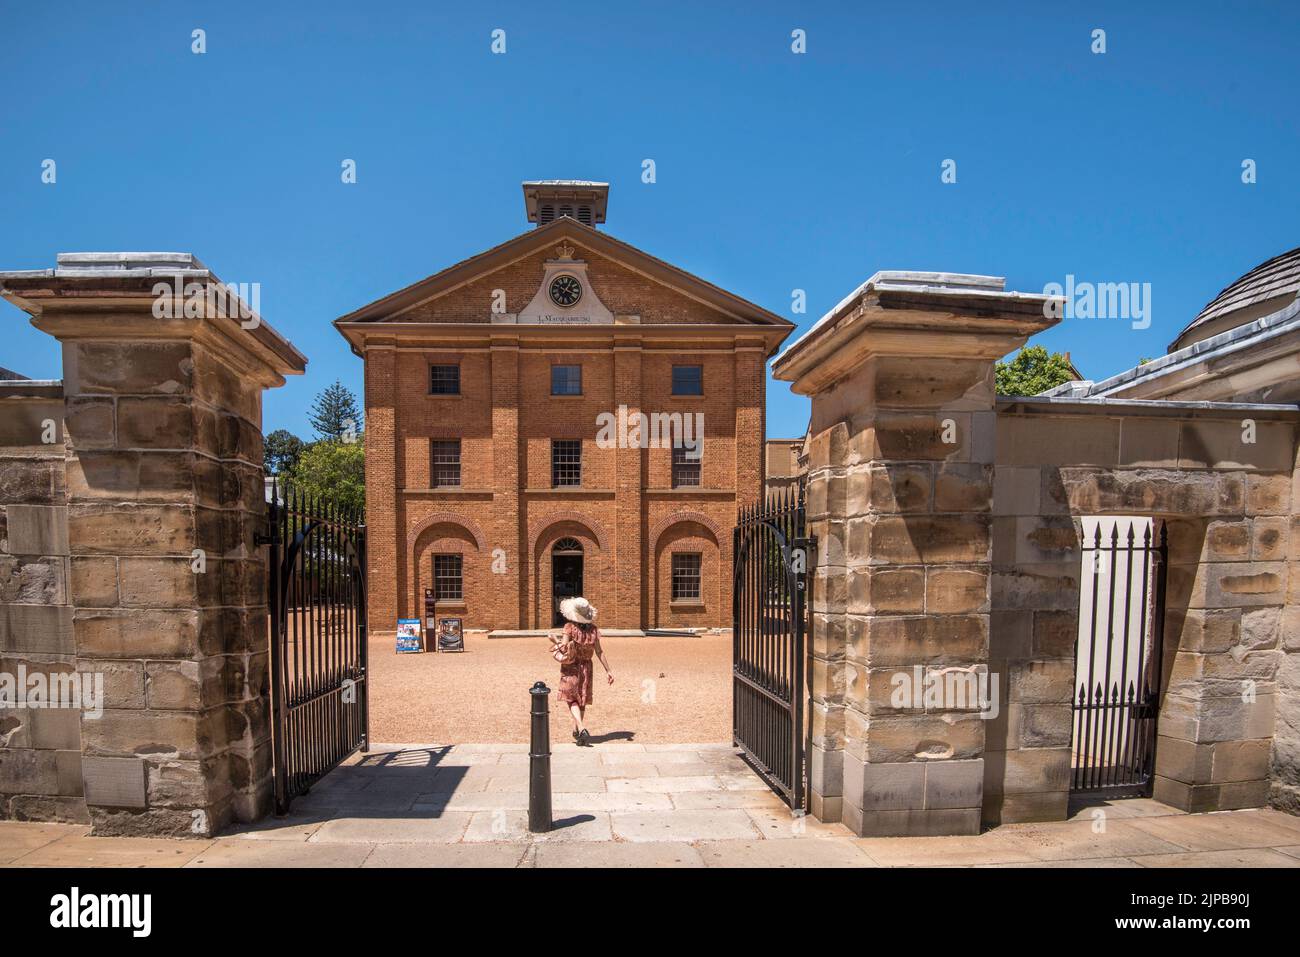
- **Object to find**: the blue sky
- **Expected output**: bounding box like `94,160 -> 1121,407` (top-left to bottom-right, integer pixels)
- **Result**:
2,1 -> 1297,440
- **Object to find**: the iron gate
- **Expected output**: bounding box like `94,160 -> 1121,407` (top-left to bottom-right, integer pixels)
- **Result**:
1070,519 -> 1168,797
264,478 -> 369,814
732,486 -> 813,809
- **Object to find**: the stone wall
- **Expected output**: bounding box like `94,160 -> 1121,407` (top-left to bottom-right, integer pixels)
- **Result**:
0,380 -> 84,822
0,252 -> 306,836
988,399 -> 1297,824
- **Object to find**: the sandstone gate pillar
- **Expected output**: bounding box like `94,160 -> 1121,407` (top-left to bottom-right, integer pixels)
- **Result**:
773,273 -> 1057,836
3,254 -> 305,835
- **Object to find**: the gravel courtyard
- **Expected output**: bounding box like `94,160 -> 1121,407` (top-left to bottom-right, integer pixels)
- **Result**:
367,631 -> 732,744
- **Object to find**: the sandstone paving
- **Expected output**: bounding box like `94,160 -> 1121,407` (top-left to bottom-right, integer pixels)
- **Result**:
996,820 -> 1192,862
1130,847 -> 1300,868
308,812 -> 473,844
362,842 -> 532,868
695,838 -> 877,868
184,840 -> 374,868
3,745 -> 1299,868
0,822 -> 87,864
534,841 -> 705,868
855,833 -> 1039,867
463,809 -> 613,843
745,807 -> 857,840
11,834 -> 214,868
1123,808 -> 1300,852
610,809 -> 762,842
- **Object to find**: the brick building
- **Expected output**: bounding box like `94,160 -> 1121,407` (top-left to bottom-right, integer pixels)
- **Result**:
334,182 -> 794,632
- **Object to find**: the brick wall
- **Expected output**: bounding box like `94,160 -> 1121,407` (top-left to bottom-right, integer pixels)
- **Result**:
366,245 -> 775,632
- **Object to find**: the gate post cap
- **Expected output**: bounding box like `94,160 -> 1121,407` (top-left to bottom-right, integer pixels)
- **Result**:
530,681 -> 550,695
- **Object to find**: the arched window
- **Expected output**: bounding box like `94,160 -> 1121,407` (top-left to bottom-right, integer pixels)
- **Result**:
552,537 -> 583,554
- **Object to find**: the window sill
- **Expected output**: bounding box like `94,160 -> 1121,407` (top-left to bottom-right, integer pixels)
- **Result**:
427,394 -> 464,399
669,600 -> 705,608
429,601 -> 467,611
549,394 -> 585,399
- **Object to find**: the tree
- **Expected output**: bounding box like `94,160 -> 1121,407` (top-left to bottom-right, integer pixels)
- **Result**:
286,439 -> 365,514
263,429 -> 305,475
995,346 -> 1076,396
308,380 -> 363,442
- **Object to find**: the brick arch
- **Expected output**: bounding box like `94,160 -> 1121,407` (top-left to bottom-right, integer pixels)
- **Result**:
408,512 -> 486,552
649,512 -> 724,554
528,513 -> 608,555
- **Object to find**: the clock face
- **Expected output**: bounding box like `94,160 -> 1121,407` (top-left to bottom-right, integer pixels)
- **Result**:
549,274 -> 583,307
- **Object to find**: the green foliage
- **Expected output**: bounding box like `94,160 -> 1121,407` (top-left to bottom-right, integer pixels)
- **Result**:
994,346 -> 1077,396
286,438 -> 365,514
308,380 -> 363,442
263,429 -> 305,475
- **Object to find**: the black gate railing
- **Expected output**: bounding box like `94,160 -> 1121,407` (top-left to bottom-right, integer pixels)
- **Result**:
264,477 -> 369,814
1070,519 -> 1167,798
732,485 -> 813,809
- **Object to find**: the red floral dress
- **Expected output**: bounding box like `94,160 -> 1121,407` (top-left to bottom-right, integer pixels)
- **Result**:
557,622 -> 598,706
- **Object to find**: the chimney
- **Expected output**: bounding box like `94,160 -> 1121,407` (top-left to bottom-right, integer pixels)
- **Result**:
522,180 -> 609,228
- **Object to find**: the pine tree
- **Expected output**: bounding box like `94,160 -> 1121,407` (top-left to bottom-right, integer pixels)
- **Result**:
307,380 -> 363,441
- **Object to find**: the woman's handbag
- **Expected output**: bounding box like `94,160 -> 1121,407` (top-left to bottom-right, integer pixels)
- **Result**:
551,637 -> 577,665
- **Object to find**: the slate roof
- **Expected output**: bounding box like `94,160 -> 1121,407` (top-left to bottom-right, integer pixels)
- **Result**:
1171,245 -> 1300,349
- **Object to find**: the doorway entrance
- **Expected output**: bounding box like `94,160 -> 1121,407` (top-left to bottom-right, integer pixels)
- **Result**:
1069,516 -> 1168,799
551,537 -> 584,627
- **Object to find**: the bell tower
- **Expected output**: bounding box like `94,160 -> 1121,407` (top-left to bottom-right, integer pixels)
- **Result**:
522,180 -> 609,227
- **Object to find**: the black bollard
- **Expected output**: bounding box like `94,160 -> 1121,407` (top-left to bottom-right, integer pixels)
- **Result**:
528,681 -> 553,833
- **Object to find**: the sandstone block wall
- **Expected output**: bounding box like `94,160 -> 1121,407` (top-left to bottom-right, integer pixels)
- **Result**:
0,382 -> 85,823
989,403 -> 1297,823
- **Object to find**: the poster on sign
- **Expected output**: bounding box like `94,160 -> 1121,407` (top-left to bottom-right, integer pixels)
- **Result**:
395,618 -> 423,653
436,617 -> 465,653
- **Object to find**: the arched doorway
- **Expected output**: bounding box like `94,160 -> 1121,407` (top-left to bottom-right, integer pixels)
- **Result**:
550,537 -> 584,627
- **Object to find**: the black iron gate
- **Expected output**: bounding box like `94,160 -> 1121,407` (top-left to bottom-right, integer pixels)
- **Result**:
732,486 -> 814,809
1070,519 -> 1167,797
264,478 -> 369,814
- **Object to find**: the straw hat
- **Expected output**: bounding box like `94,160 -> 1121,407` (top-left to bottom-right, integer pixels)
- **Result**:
559,596 -> 597,625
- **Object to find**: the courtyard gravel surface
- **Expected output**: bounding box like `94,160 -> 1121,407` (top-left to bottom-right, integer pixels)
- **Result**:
367,631 -> 732,744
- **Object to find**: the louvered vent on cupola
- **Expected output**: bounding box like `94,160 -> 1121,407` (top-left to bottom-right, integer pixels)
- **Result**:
522,180 -> 609,228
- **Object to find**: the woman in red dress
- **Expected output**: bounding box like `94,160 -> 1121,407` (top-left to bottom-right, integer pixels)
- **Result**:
555,597 -> 614,747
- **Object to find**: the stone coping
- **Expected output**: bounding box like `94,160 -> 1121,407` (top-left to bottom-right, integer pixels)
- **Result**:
996,394 -> 1300,419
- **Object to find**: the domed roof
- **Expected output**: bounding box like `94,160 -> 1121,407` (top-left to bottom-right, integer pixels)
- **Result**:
1171,245 -> 1300,351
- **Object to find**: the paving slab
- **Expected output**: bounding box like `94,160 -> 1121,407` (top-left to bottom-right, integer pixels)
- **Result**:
745,807 -> 856,840
534,841 -> 706,868
669,790 -> 787,810
986,857 -> 1141,868
1132,847 -> 1300,868
717,773 -> 774,791
607,775 -> 722,793
696,838 -> 876,868
855,833 -> 1038,867
11,835 -> 212,868
363,843 -> 531,867
1066,798 -> 1185,821
221,812 -> 332,842
999,820 -> 1189,862
610,809 -> 761,842
308,812 -> 472,844
0,822 -> 88,864
462,810 -> 612,843
186,840 -> 373,867
1125,808 -> 1300,852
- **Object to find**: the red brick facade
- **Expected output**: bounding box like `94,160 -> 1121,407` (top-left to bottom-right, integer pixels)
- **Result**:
337,216 -> 792,631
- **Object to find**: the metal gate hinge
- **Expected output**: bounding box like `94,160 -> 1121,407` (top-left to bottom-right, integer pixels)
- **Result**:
254,531 -> 277,547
